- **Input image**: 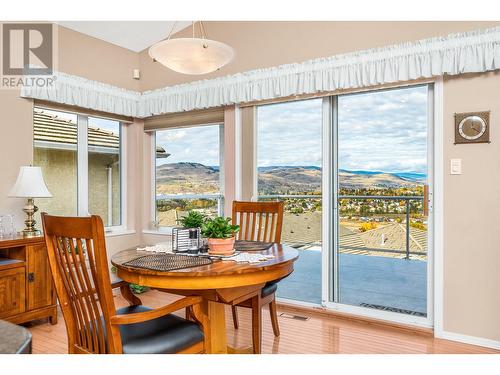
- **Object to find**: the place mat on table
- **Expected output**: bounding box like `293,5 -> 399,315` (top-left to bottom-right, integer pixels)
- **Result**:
234,240 -> 274,252
123,253 -> 212,272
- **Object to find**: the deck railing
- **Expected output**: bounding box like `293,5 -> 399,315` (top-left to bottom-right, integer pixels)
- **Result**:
155,193 -> 224,226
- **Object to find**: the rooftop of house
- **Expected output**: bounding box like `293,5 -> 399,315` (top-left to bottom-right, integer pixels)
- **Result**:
33,109 -> 170,158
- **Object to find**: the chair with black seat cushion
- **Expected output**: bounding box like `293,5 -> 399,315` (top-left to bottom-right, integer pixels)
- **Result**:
42,213 -> 208,354
231,200 -> 285,354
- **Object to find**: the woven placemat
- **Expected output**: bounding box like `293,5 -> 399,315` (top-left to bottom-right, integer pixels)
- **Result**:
123,253 -> 212,272
234,240 -> 274,252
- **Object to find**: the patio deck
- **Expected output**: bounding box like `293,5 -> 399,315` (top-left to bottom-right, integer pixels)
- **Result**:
277,249 -> 427,316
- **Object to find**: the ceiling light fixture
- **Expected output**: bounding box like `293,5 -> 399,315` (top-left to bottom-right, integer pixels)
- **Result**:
149,21 -> 234,75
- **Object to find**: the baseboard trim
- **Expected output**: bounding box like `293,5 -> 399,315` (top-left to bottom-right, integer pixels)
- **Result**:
276,301 -> 433,337
435,329 -> 500,350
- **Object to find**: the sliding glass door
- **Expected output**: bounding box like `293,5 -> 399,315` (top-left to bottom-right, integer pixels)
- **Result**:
257,98 -> 323,304
254,84 -> 433,323
333,84 -> 432,320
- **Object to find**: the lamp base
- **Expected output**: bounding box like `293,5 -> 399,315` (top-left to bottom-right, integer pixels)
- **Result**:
22,198 -> 41,237
22,229 -> 42,238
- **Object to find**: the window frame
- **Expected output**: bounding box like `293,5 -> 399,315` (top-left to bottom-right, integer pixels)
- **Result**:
151,123 -> 225,232
34,106 -> 127,233
252,82 -> 435,328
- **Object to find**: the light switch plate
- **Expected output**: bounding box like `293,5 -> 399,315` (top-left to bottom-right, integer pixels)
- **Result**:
450,159 -> 462,175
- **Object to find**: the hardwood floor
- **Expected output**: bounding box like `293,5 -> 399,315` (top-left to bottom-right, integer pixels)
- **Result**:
24,289 -> 499,354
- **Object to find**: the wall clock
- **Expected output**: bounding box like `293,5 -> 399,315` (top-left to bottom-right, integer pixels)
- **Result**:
454,111 -> 490,144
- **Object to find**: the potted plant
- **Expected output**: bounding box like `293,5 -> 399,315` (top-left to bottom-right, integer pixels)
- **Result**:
201,217 -> 240,255
178,210 -> 206,229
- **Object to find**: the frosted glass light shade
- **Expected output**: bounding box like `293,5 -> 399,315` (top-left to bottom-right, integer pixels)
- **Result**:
9,166 -> 52,198
149,38 -> 234,75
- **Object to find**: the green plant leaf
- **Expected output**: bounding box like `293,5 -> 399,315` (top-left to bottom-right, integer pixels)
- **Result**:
201,216 -> 240,239
178,210 -> 206,228
129,283 -> 148,294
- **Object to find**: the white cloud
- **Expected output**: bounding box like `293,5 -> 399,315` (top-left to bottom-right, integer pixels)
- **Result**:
155,85 -> 429,174
257,85 -> 429,174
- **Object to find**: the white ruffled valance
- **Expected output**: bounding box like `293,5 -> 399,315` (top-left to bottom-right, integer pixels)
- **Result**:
139,26 -> 500,116
21,71 -> 141,117
21,27 -> 500,118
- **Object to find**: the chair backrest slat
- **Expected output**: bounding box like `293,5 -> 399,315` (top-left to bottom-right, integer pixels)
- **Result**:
256,212 -> 263,242
42,213 -> 118,354
232,201 -> 284,244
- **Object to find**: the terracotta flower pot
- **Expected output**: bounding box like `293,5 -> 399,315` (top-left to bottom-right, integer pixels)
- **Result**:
208,237 -> 235,255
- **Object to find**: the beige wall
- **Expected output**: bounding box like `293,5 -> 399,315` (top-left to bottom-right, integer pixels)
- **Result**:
0,90 -> 35,226
2,21 -> 500,345
139,21 -> 500,90
34,147 -> 78,217
58,26 -> 140,90
33,147 -> 122,226
442,71 -> 500,341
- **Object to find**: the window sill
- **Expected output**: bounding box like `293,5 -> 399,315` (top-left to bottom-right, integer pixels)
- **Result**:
104,229 -> 136,238
142,229 -> 173,236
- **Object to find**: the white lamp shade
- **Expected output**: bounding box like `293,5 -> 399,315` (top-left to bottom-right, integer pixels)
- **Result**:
149,38 -> 234,75
8,166 -> 52,198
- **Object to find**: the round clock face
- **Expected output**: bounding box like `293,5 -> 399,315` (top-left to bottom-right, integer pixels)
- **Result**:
458,116 -> 486,140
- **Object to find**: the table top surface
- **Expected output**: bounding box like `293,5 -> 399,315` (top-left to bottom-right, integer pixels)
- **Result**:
111,242 -> 299,278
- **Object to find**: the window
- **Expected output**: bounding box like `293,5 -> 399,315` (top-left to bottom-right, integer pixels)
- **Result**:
335,85 -> 430,317
256,98 -> 323,304
33,107 -> 123,229
88,117 -> 122,227
154,124 -> 223,228
33,108 -> 78,217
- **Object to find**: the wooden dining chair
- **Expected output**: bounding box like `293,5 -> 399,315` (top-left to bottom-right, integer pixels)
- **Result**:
41,213 -> 209,354
231,200 -> 284,354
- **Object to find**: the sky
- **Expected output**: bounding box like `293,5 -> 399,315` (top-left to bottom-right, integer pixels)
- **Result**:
258,98 -> 323,167
88,116 -> 120,134
156,125 -> 220,166
338,85 -> 428,174
257,85 -> 428,174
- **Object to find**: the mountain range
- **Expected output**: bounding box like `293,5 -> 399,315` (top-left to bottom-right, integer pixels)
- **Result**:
155,162 -> 425,195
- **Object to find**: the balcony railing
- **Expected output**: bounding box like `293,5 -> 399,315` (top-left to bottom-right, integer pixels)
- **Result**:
155,193 -> 224,227
340,195 -> 426,259
259,194 -> 426,260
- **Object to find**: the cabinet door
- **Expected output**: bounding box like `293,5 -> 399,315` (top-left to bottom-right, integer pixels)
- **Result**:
27,244 -> 54,310
0,267 -> 26,318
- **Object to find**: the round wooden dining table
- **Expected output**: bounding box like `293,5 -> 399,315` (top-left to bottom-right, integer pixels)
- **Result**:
111,243 -> 298,354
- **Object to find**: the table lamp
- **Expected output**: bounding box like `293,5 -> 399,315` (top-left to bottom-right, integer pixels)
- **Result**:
8,166 -> 52,237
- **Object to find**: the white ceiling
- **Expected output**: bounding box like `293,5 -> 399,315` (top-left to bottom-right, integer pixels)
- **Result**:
56,21 -> 192,52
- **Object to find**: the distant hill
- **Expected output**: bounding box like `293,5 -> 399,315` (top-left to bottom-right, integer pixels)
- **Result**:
337,170 -> 421,191
258,166 -> 322,194
156,162 -> 220,194
155,163 -> 425,195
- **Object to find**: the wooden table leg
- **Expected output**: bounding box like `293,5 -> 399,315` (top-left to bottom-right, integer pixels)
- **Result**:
201,299 -> 228,354
200,299 -> 254,354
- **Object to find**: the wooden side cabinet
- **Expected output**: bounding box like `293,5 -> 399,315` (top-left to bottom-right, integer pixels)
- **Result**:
0,236 -> 57,325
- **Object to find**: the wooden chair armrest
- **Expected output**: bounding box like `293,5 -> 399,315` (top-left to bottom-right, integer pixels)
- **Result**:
109,273 -> 127,289
109,296 -> 203,325
111,280 -> 127,289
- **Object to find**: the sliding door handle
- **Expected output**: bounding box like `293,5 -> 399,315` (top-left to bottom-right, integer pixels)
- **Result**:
423,185 -> 429,217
